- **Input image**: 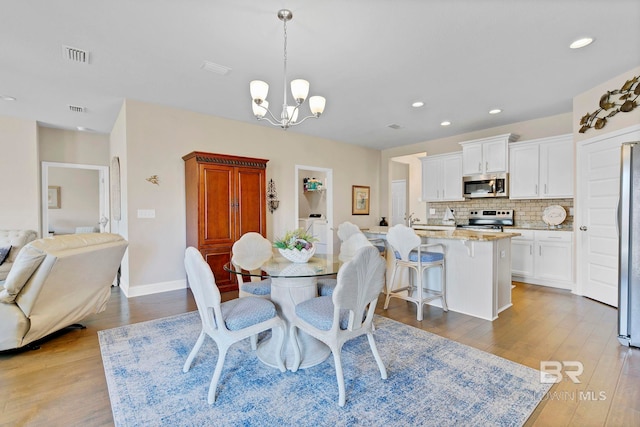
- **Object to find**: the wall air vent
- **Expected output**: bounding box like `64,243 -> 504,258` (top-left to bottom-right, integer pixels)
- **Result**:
62,45 -> 90,64
201,60 -> 231,75
387,123 -> 402,130
68,105 -> 86,113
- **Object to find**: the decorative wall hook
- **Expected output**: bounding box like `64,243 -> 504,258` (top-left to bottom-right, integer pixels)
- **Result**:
146,175 -> 160,185
267,179 -> 279,213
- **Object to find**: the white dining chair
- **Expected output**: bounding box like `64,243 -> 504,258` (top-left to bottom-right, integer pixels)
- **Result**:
317,222 -> 373,297
183,247 -> 285,404
383,224 -> 448,321
231,232 -> 273,299
290,245 -> 388,407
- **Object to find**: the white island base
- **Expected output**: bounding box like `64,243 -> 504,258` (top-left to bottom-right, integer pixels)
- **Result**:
423,236 -> 513,321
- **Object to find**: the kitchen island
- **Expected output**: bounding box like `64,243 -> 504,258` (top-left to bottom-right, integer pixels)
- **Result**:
363,226 -> 520,321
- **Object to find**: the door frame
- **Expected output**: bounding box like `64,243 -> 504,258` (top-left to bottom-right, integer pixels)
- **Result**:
575,124 -> 640,301
391,179 -> 407,226
294,165 -> 333,254
41,162 -> 110,236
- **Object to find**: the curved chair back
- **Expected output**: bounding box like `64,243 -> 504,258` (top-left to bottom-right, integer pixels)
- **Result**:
386,224 -> 421,260
338,232 -> 373,262
337,221 -> 361,242
231,232 -> 272,270
185,247 -> 222,331
333,245 -> 386,330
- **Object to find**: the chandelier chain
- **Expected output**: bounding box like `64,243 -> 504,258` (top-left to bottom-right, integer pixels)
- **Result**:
283,17 -> 288,111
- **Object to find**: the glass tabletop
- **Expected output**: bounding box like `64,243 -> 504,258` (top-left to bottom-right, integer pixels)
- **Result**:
224,253 -> 341,278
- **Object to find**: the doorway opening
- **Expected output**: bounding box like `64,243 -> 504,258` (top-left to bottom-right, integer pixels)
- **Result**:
389,153 -> 425,226
41,162 -> 110,237
294,165 -> 333,255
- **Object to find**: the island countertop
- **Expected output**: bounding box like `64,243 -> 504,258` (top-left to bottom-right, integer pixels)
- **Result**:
363,226 -> 520,241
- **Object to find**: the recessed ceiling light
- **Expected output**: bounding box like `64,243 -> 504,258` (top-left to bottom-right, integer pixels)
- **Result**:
489,109 -> 502,115
412,101 -> 424,108
440,121 -> 451,126
76,126 -> 90,132
570,37 -> 594,49
1,95 -> 16,101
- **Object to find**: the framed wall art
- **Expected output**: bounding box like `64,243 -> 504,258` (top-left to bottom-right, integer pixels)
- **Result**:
352,185 -> 370,215
48,186 -> 61,209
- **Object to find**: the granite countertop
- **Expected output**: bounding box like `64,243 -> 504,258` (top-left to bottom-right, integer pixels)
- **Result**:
363,226 -> 520,241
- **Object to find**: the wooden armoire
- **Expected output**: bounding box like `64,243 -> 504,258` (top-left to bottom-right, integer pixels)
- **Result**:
183,151 -> 268,292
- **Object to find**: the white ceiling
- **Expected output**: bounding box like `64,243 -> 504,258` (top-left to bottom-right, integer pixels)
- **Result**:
1,0 -> 639,150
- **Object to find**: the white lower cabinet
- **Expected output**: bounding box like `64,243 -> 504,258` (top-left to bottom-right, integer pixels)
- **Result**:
510,229 -> 573,289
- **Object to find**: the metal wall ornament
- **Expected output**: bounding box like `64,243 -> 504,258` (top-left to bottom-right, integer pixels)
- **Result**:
579,75 -> 639,133
267,179 -> 280,213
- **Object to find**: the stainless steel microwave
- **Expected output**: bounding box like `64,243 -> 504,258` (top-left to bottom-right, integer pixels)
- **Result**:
463,173 -> 509,198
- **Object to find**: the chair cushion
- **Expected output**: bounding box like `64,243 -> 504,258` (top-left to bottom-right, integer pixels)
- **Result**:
317,278 -> 337,297
295,296 -> 349,331
240,278 -> 271,296
221,296 -> 276,331
394,250 -> 444,263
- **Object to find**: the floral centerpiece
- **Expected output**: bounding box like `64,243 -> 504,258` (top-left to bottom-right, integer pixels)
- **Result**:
273,228 -> 317,263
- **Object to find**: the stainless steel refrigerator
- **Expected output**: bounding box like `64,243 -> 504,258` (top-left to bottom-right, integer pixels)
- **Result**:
618,142 -> 640,347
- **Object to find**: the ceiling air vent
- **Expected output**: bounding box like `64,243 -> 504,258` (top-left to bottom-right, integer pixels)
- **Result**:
62,45 -> 90,64
387,123 -> 402,130
201,60 -> 231,75
68,105 -> 86,113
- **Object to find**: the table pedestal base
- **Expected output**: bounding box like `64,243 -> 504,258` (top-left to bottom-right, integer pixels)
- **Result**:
257,276 -> 330,370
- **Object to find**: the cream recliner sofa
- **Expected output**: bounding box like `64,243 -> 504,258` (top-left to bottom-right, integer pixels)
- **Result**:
0,233 -> 128,351
0,230 -> 38,281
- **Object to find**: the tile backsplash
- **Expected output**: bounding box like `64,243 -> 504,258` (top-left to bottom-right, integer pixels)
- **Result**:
425,198 -> 574,230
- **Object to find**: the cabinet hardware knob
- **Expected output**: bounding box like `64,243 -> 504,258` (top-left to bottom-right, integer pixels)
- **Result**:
579,226 -> 588,231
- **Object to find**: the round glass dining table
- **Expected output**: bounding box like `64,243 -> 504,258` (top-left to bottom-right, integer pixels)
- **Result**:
224,252 -> 341,371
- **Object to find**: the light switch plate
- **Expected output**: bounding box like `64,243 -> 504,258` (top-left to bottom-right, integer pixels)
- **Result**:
137,209 -> 156,219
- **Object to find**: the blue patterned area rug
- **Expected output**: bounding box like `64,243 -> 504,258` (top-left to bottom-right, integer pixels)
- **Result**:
99,312 -> 551,426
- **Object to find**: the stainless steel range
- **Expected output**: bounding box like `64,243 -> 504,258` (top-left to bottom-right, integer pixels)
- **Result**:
456,209 -> 514,232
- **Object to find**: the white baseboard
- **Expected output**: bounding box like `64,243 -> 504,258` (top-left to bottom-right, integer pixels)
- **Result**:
120,279 -> 187,298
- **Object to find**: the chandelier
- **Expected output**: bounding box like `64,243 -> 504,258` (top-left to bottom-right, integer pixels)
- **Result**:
250,9 -> 326,129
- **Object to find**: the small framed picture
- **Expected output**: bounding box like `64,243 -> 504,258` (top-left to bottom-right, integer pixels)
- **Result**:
352,185 -> 370,215
48,186 -> 61,209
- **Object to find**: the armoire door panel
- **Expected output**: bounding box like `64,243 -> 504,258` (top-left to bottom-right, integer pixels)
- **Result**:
202,246 -> 234,290
202,166 -> 235,244
236,167 -> 266,237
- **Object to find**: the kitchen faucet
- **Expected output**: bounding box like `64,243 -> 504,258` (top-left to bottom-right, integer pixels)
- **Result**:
405,212 -> 420,226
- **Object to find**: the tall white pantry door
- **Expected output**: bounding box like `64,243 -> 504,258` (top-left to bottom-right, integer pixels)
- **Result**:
576,125 -> 640,306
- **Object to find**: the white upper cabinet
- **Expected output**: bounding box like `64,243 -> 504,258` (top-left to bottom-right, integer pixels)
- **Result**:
509,134 -> 574,199
460,133 -> 517,176
421,153 -> 464,202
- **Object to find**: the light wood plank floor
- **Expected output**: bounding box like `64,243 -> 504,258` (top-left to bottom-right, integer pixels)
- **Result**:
1,282 -> 638,426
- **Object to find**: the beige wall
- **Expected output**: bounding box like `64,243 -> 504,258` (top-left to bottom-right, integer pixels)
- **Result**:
379,112 -> 574,218
47,168 -> 100,234
0,116 -> 39,231
573,66 -> 640,143
39,127 -> 110,165
116,99 -> 380,295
